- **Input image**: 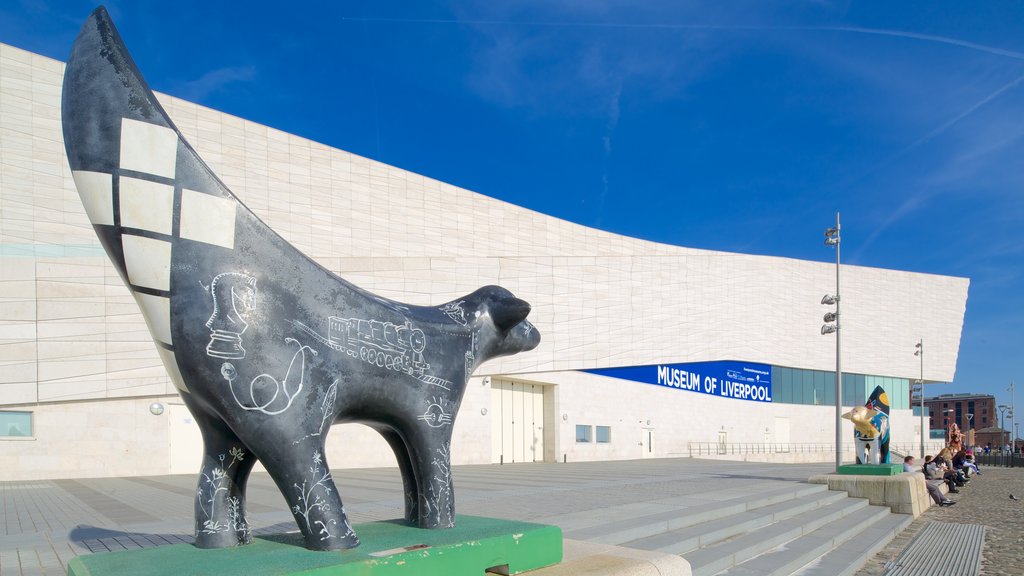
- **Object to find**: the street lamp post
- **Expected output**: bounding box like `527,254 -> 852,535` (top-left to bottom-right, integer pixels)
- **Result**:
822,213 -> 842,470
914,339 -> 924,458
998,405 -> 1008,452
1009,381 -> 1016,454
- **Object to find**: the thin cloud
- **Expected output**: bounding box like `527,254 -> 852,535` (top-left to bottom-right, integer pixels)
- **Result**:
176,65 -> 256,102
341,16 -> 1024,61
596,82 -> 622,226
852,74 -> 1024,259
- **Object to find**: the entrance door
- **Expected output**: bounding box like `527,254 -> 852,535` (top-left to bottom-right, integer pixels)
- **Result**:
168,403 -> 203,474
491,380 -> 545,463
774,417 -> 791,453
641,428 -> 655,458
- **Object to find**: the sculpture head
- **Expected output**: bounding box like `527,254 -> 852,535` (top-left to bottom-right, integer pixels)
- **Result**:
460,285 -> 540,364
842,405 -> 883,438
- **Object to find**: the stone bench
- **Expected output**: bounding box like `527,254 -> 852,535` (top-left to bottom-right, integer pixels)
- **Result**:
808,472 -> 932,517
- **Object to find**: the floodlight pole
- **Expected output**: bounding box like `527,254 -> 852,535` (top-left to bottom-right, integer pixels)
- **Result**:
916,339 -> 924,458
834,214 -> 842,471
823,212 -> 843,470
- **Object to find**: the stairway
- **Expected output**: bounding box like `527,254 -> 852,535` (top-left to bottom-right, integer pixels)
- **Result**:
560,482 -> 912,576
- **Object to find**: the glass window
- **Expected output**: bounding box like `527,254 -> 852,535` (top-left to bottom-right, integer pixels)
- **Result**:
773,367 -> 791,404
0,411 -> 32,437
842,374 -> 856,406
596,426 -> 611,443
801,370 -> 814,405
576,425 -> 592,443
822,372 -> 835,405
813,371 -> 825,405
780,368 -> 793,404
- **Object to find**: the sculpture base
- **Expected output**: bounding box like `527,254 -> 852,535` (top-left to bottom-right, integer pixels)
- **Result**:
810,471 -> 931,517
66,516 -> 562,576
836,464 -> 903,476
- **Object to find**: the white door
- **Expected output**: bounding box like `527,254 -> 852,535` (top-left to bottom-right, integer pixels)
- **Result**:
168,403 -> 203,474
641,428 -> 655,458
774,417 -> 791,453
491,380 -> 545,463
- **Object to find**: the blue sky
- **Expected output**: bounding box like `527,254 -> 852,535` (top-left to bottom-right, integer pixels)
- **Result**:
2,1 -> 1021,415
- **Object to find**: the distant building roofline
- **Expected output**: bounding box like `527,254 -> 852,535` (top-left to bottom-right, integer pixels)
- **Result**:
924,393 -> 995,401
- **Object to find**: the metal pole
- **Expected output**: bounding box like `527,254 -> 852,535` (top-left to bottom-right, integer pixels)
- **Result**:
1010,381 -> 1016,454
834,211 -> 843,470
999,405 -> 1007,452
919,339 -> 924,458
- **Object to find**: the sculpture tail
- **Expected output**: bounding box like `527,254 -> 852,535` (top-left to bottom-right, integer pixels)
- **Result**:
61,7 -> 333,394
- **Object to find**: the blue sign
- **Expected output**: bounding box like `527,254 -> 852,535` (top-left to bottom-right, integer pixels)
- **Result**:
583,360 -> 773,403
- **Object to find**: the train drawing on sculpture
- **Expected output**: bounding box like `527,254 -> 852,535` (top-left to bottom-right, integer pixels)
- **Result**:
327,317 -> 430,378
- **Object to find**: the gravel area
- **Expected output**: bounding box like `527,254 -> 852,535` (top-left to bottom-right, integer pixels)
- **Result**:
855,466 -> 1024,576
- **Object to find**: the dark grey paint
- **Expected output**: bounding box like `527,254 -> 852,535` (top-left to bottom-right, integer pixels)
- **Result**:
61,7 -> 540,551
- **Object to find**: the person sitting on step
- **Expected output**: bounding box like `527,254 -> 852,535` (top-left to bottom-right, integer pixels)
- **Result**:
924,455 -> 960,494
910,456 -> 956,507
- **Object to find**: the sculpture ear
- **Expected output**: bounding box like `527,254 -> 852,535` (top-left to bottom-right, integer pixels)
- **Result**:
491,297 -> 531,331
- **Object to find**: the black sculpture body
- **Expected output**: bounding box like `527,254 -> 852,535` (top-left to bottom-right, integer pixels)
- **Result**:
62,7 -> 540,551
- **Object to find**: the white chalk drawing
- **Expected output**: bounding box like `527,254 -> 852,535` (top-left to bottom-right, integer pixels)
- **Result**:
417,397 -> 453,428
420,442 -> 454,528
197,446 -> 250,540
289,318 -> 453,390
292,378 -> 339,445
464,332 -> 478,377
291,450 -> 354,542
440,301 -> 468,326
220,338 -> 314,416
205,272 -> 257,359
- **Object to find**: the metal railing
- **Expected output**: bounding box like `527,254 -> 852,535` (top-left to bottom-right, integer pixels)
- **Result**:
689,442 -> 837,456
687,441 -> 947,459
975,453 -> 1023,468
889,442 -> 946,458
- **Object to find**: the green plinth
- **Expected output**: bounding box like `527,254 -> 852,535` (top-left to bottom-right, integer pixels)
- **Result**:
66,515 -> 562,576
837,463 -> 904,476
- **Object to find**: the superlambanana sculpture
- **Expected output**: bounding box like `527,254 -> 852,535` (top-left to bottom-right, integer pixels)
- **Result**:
842,385 -> 890,465
62,7 -> 540,551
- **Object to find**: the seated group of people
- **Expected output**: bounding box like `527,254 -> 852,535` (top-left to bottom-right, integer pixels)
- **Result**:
903,450 -> 981,507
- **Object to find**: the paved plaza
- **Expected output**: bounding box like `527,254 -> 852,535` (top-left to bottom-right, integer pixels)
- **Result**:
2,458 -> 1021,575
1,458 -> 828,575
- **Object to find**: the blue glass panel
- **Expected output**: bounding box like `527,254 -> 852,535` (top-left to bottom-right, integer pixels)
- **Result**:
0,411 -> 31,437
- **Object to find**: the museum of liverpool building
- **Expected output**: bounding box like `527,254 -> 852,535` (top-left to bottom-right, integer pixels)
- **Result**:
0,43 -> 970,480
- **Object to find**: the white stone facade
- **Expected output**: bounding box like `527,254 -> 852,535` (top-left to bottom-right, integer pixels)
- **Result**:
0,44 -> 968,480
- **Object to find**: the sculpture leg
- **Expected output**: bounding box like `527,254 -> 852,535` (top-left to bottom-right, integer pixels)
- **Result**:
407,433 -> 455,529
191,414 -> 257,548
377,427 -> 418,523
256,438 -> 359,550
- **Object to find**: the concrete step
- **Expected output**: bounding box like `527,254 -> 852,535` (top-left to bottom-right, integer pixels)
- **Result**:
623,489 -> 849,555
713,503 -> 896,576
791,512 -> 914,576
681,496 -> 874,576
562,482 -> 830,545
